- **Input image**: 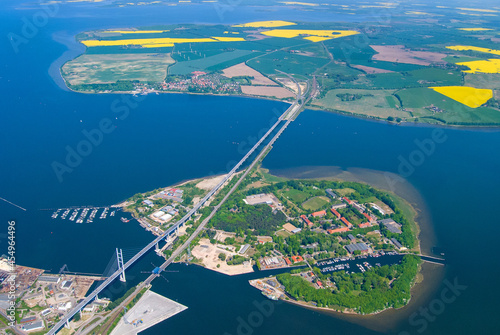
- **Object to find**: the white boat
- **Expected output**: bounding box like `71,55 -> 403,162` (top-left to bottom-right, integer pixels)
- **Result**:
51,209 -> 61,219
61,209 -> 71,219
69,209 -> 79,221
100,207 -> 109,219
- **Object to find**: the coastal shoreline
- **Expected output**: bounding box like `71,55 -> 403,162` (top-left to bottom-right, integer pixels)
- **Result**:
62,82 -> 500,129
119,165 -> 439,328
260,165 -> 445,330
275,261 -> 445,333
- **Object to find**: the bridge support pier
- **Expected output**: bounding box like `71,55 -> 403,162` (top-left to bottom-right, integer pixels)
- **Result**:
155,242 -> 159,251
65,320 -> 70,329
116,248 -> 126,283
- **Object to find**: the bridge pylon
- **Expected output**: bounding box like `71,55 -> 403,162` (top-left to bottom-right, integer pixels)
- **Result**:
116,248 -> 126,282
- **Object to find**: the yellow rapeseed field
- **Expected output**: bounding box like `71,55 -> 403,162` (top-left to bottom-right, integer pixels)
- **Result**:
446,45 -> 500,56
458,28 -> 493,31
457,59 -> 500,73
260,29 -> 358,41
430,86 -> 493,108
232,20 -> 296,28
81,37 -> 245,48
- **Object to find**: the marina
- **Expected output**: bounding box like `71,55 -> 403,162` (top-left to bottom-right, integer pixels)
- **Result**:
316,252 -> 402,275
51,209 -> 60,219
100,207 -> 109,219
69,209 -> 79,221
60,209 -> 71,219
49,206 -> 120,223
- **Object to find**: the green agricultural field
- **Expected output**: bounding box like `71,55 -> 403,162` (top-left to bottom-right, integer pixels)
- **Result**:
352,67 -> 463,90
321,62 -> 362,76
396,87 -> 500,125
302,196 -> 330,211
282,189 -> 310,203
464,73 -> 500,90
247,51 -> 330,77
351,60 -> 424,73
443,55 -> 484,64
385,95 -> 398,108
62,53 -> 174,85
334,188 -> 355,196
168,49 -> 260,75
311,88 -> 409,120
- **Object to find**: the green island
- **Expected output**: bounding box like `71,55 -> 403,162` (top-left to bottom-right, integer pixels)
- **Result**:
61,17 -> 500,126
121,164 -> 424,315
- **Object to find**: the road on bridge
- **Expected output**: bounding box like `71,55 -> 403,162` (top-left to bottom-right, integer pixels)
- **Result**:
48,75 -> 307,335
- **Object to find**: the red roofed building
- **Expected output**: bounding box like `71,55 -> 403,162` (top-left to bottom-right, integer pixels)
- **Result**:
362,212 -> 375,222
291,255 -> 304,263
340,217 -> 353,228
284,258 -> 292,265
343,197 -> 353,205
327,227 -> 349,234
300,214 -> 313,227
316,280 -> 323,288
191,71 -> 207,77
330,208 -> 341,219
312,210 -> 326,217
359,222 -> 371,228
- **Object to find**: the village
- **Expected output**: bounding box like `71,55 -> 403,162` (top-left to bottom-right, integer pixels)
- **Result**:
131,71 -> 247,96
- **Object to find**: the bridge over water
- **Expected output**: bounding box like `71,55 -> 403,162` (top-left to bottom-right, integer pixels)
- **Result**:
47,83 -> 305,334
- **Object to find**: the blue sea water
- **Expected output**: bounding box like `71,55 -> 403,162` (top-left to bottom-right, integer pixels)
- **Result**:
1,1 -> 500,334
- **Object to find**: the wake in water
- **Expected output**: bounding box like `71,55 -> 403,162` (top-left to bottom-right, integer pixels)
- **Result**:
0,196 -> 26,211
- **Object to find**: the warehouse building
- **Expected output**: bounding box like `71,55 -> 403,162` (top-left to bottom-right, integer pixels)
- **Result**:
345,242 -> 370,254
380,219 -> 402,234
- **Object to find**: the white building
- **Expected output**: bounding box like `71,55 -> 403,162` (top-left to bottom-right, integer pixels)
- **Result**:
153,211 -> 165,218
160,214 -> 173,222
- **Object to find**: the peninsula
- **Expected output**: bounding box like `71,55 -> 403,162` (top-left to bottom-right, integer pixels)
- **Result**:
120,163 -> 428,315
